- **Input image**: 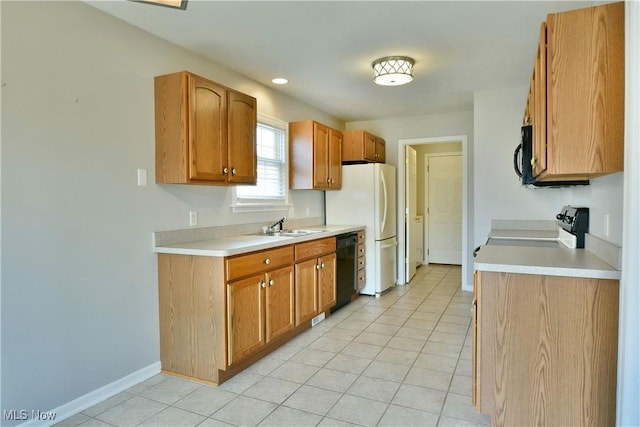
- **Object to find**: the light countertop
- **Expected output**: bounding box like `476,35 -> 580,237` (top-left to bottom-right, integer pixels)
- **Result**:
475,227 -> 620,280
474,244 -> 620,279
154,225 -> 364,257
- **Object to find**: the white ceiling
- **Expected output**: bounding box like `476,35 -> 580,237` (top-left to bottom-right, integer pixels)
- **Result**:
86,0 -> 596,122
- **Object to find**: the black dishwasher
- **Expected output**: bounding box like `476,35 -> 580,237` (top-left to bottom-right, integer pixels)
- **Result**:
332,232 -> 358,312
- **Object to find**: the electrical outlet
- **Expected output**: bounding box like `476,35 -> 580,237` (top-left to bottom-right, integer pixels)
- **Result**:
603,214 -> 610,237
306,207 -> 311,216
189,211 -> 198,227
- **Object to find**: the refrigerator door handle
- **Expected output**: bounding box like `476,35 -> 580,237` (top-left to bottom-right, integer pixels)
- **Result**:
380,170 -> 388,235
380,240 -> 397,249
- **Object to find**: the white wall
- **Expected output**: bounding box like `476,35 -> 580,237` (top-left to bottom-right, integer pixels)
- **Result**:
473,87 -> 624,246
0,1 -> 340,420
347,113 -> 474,290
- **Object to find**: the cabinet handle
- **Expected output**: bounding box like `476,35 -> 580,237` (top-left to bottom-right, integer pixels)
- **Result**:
222,167 -> 229,174
260,281 -> 266,289
231,167 -> 237,176
269,279 -> 275,287
264,258 -> 271,265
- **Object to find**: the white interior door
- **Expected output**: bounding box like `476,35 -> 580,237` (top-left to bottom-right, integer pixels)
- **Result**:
427,154 -> 462,264
405,146 -> 417,281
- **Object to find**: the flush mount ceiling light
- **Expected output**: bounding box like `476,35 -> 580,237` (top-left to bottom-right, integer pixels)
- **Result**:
272,78 -> 289,85
130,0 -> 187,10
372,56 -> 415,86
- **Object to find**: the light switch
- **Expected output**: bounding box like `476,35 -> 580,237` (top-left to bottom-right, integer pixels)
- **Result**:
189,211 -> 198,227
137,169 -> 147,186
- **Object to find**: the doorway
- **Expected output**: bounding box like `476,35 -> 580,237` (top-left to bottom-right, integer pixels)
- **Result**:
425,152 -> 462,265
397,135 -> 469,289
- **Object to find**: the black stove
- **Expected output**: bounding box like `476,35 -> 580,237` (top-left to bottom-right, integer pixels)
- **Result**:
556,206 -> 589,248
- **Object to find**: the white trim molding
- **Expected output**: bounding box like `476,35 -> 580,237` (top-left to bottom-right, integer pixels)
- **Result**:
18,362 -> 161,427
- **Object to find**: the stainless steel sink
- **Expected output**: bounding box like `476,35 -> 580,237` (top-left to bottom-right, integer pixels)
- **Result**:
254,229 -> 324,238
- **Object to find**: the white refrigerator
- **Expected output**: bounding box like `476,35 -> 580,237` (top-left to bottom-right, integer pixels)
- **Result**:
325,163 -> 397,296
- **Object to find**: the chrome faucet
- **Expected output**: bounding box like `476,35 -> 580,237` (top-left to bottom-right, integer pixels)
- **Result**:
267,216 -> 287,233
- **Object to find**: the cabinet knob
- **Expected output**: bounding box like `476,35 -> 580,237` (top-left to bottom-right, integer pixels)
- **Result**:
231,167 -> 237,176
531,157 -> 536,167
269,279 -> 275,286
321,262 -> 325,269
327,178 -> 331,184
222,167 -> 229,174
264,258 -> 271,265
316,264 -> 321,270
260,281 -> 266,289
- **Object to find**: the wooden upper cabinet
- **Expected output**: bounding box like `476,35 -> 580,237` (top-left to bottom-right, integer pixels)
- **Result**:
228,90 -> 257,183
532,22 -> 547,177
154,70 -> 257,185
528,2 -> 624,181
289,120 -> 342,190
342,130 -> 386,163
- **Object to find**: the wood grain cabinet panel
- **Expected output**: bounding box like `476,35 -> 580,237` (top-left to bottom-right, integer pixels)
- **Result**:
155,70 -> 257,185
289,120 -> 342,190
294,237 -> 337,325
473,271 -> 619,426
342,130 -> 386,164
227,264 -> 295,366
226,274 -> 265,365
265,266 -> 295,342
525,3 -> 624,181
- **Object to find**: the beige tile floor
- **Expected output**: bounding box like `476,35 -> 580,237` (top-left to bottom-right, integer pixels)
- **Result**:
57,264 -> 490,427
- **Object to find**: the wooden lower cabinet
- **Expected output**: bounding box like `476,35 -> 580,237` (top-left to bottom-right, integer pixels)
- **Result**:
472,271 -> 619,426
294,237 -> 337,325
158,245 -> 302,385
226,265 -> 294,366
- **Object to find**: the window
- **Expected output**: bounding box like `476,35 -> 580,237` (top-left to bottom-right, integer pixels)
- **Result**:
233,115 -> 289,212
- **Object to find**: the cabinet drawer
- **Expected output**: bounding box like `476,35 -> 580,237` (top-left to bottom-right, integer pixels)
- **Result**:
357,268 -> 366,291
295,237 -> 336,261
226,246 -> 293,281
357,255 -> 366,270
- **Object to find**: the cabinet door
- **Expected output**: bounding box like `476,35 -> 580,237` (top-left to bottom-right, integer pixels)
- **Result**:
226,274 -> 264,365
265,266 -> 294,342
227,90 -> 257,184
295,258 -> 318,325
375,136 -> 385,163
328,129 -> 342,188
317,253 -> 337,313
532,22 -> 547,178
364,132 -> 376,162
312,122 -> 330,189
188,74 -> 228,182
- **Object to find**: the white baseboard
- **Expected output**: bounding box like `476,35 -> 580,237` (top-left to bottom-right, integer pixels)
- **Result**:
19,362 -> 161,427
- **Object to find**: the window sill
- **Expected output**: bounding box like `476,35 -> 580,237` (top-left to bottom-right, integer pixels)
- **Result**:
231,202 -> 291,214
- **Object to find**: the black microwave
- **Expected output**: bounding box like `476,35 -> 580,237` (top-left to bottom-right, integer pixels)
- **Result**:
513,125 -> 589,187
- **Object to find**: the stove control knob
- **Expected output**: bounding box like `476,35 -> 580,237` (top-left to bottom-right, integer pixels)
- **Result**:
556,213 -> 565,220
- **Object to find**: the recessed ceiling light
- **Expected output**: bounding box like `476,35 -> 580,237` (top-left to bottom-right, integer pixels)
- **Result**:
272,78 -> 289,85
